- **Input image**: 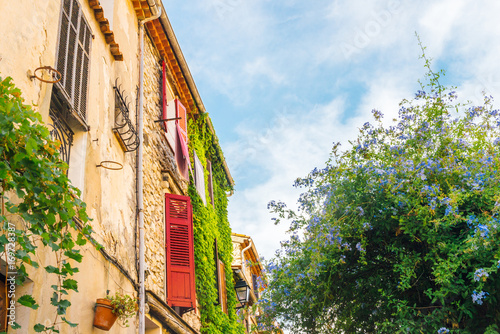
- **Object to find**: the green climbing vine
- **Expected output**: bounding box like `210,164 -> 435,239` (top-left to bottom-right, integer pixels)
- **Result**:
188,113 -> 244,334
0,76 -> 96,332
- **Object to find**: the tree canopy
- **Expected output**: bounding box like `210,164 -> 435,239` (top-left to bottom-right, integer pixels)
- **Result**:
264,57 -> 500,333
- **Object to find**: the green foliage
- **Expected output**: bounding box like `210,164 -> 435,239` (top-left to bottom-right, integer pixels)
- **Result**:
265,56 -> 500,333
188,114 -> 244,334
107,291 -> 137,327
0,77 -> 95,331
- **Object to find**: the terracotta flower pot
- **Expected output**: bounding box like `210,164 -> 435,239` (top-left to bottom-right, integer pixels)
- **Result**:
93,298 -> 118,331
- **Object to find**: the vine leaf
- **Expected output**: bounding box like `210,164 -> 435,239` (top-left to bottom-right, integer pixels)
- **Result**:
18,295 -> 39,309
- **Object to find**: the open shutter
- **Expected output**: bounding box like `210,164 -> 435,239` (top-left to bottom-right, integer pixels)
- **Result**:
165,193 -> 196,309
176,99 -> 188,143
219,261 -> 228,314
55,0 -> 91,122
213,239 -> 227,313
164,98 -> 187,156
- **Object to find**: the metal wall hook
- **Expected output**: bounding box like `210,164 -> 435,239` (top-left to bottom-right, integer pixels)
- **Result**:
30,66 -> 62,83
96,161 -> 123,170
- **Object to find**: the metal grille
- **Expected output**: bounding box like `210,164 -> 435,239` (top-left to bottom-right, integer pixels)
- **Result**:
49,109 -> 74,165
169,225 -> 189,267
112,84 -> 139,152
54,0 -> 91,124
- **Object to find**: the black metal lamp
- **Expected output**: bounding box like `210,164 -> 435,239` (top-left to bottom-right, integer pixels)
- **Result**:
234,279 -> 251,308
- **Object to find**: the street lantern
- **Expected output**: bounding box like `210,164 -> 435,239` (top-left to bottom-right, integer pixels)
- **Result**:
234,279 -> 251,308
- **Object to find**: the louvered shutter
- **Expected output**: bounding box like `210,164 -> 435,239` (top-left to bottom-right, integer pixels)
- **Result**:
165,193 -> 196,309
176,99 -> 188,143
55,0 -> 91,122
213,239 -> 227,313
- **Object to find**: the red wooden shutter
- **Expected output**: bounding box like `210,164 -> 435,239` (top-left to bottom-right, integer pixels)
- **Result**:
161,61 -> 168,132
165,193 -> 196,309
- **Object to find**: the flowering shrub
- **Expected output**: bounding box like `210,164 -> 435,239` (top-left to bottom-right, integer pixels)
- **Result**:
263,57 -> 500,333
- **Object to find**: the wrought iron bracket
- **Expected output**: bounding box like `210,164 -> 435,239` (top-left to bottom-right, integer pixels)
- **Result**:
112,80 -> 139,152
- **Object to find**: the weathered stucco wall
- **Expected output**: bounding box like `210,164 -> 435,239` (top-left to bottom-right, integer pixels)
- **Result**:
1,0 -> 207,332
0,0 -> 60,122
1,0 -> 142,332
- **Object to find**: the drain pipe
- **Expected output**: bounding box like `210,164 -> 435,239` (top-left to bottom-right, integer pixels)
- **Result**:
241,240 -> 252,280
138,4 -> 161,334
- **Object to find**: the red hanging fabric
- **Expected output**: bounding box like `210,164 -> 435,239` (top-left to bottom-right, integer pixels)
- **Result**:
176,122 -> 190,180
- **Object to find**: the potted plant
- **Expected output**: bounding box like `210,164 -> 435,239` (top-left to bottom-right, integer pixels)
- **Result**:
93,292 -> 137,331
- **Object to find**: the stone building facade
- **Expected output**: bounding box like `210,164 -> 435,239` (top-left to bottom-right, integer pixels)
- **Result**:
0,0 -> 238,333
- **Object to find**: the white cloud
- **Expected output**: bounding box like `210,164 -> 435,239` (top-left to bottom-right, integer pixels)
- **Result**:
243,56 -> 286,85
227,98 -> 346,259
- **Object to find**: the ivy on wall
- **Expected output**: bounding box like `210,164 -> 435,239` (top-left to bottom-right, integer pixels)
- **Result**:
188,113 -> 244,334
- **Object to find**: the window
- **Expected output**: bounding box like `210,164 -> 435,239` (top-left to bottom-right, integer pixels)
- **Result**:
165,193 -> 196,311
50,0 -> 92,166
54,0 -> 92,126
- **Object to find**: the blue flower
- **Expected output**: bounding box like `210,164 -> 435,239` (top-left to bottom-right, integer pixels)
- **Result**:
472,290 -> 489,305
357,206 -> 365,216
356,243 -> 364,252
437,328 -> 449,334
474,268 -> 489,282
476,224 -> 489,238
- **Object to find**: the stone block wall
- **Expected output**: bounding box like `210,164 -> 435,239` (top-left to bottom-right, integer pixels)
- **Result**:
142,33 -> 201,331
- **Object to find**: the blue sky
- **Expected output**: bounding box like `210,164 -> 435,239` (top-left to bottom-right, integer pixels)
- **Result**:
165,0 -> 500,261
